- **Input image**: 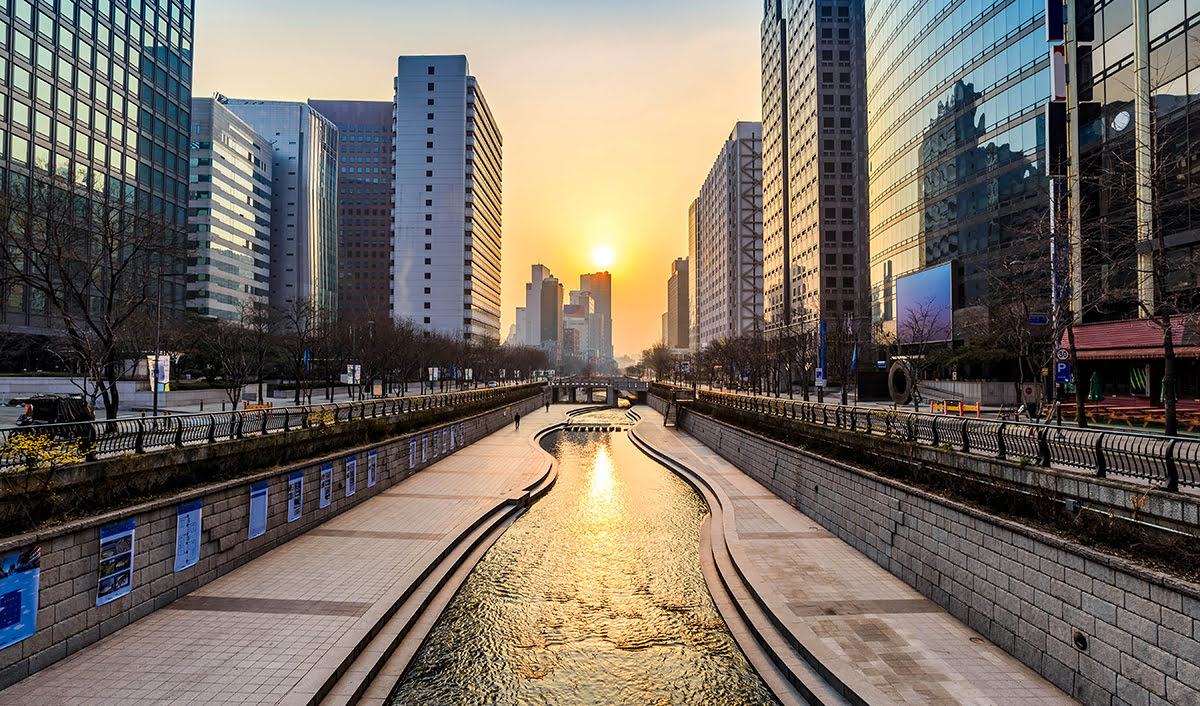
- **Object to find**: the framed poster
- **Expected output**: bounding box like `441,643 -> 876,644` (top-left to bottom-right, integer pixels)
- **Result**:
320,463 -> 333,509
450,426 -> 456,449
345,456 -> 357,497
97,520 -> 135,606
409,440 -> 416,469
173,500 -> 202,572
0,547 -> 40,650
367,450 -> 378,488
422,435 -> 428,463
432,431 -> 439,458
288,471 -> 303,522
248,482 -> 268,539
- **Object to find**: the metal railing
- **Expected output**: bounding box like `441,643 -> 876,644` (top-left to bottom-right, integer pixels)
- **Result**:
669,387 -> 1199,492
0,384 -> 541,472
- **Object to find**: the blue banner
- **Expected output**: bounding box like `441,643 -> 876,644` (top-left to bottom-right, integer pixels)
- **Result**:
173,500 -> 202,572
345,456 -> 357,497
0,547 -> 40,650
320,463 -> 333,508
97,520 -> 135,606
249,482 -> 268,540
288,471 -> 304,522
367,450 -> 377,488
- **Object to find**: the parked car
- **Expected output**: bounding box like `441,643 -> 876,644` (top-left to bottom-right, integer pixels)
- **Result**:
8,394 -> 96,445
487,381 -> 499,388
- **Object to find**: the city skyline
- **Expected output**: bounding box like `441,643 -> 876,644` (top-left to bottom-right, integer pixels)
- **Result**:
192,0 -> 762,357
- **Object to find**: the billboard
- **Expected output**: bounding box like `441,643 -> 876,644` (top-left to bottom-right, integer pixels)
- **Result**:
895,263 -> 953,344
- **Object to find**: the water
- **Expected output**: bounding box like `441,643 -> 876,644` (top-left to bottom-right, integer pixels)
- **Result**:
389,410 -> 778,705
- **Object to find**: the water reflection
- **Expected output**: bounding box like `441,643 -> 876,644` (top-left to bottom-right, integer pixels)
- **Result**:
389,415 -> 777,705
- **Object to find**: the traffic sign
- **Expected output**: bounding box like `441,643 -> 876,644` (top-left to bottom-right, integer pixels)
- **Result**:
1028,314 -> 1049,326
1054,361 -> 1072,384
1055,348 -> 1070,362
815,368 -> 827,388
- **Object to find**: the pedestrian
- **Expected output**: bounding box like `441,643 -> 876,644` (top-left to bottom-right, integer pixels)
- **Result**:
514,411 -> 521,430
545,399 -> 550,413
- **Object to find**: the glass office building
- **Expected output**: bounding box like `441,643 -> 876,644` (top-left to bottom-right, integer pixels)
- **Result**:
0,0 -> 195,329
865,0 -> 1047,339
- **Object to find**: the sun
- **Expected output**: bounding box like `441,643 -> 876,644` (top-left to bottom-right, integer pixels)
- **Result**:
593,246 -> 615,268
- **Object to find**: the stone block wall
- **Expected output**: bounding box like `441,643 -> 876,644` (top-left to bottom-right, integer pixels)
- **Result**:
667,401 -> 1200,706
0,393 -> 544,689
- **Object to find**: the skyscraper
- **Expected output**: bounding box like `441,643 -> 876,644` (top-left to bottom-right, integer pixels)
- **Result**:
666,257 -> 689,350
690,123 -> 763,352
579,271 -> 613,371
761,0 -> 869,342
0,0 -> 195,331
223,99 -> 340,315
307,100 -> 394,321
524,264 -> 553,349
186,97 -> 272,320
392,55 -> 502,342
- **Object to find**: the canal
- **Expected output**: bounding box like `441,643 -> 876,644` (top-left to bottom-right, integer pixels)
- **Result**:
389,408 -> 778,705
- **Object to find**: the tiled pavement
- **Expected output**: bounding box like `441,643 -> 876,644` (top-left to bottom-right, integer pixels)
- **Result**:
0,406 -> 568,705
635,411 -> 1076,705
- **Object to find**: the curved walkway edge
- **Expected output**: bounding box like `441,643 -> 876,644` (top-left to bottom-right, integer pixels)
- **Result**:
629,409 -> 1075,706
0,406 -> 575,706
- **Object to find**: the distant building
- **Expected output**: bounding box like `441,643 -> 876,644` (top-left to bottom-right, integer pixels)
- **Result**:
540,275 -> 563,359
666,257 -> 689,350
523,264 -> 553,350
579,272 -> 614,370
691,123 -> 763,351
223,99 -> 340,315
392,55 -> 502,342
186,98 -> 273,321
565,290 -> 598,364
307,100 -> 394,322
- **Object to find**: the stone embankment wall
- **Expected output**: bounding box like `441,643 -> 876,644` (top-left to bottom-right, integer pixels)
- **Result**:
648,396 -> 1199,706
0,394 -> 544,689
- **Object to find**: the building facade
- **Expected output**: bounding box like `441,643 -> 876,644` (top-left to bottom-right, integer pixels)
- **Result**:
392,55 -> 502,342
223,99 -> 340,316
690,122 -> 763,352
761,0 -> 870,343
307,100 -> 394,322
579,271 -> 613,370
666,256 -> 689,350
0,0 -> 196,331
186,97 -> 272,320
864,0 -> 1048,341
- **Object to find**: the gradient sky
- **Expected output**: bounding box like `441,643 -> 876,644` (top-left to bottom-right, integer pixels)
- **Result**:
193,0 -> 762,358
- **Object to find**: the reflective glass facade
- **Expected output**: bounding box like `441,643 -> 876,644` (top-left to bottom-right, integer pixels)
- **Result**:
186,97 -> 271,320
0,0 -> 194,327
866,0 -> 1048,334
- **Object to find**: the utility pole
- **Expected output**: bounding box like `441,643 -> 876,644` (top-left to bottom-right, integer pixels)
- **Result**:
152,270 -> 162,416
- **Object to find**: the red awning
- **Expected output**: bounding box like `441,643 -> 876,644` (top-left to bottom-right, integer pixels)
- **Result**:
1061,318 -> 1200,360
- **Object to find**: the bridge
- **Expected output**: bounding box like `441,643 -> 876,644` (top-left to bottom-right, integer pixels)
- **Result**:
548,376 -> 649,405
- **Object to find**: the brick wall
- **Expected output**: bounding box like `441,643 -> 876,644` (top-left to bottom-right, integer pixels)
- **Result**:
665,400 -> 1200,706
0,394 -> 545,688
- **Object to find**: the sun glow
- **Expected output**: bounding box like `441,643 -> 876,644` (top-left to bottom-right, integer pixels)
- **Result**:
593,246 -> 615,268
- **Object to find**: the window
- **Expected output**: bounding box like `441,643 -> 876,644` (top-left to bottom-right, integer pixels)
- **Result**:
428,66 -> 435,75
427,127 -> 433,134
427,82 -> 434,91
424,273 -> 431,279
424,258 -> 431,265
427,99 -> 433,106
425,185 -> 432,191
426,141 -> 433,148
423,317 -> 430,323
424,243 -> 432,249
426,156 -> 432,163
426,113 -> 434,120
424,287 -> 431,294
425,228 -> 432,235
424,214 -> 432,221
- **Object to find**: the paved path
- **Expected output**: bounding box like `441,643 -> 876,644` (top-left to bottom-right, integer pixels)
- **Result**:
0,406 -> 570,705
634,411 -> 1075,705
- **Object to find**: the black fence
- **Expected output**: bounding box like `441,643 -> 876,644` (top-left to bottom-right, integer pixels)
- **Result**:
676,388 -> 1200,492
0,384 -> 541,473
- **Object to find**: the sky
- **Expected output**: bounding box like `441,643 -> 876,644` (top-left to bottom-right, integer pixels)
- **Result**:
193,0 -> 763,358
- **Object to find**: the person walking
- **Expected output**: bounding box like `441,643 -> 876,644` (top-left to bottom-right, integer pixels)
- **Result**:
514,411 -> 521,430
545,399 -> 550,413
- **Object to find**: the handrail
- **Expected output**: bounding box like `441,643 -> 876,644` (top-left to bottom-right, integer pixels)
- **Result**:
0,383 -> 543,472
656,385 -> 1199,491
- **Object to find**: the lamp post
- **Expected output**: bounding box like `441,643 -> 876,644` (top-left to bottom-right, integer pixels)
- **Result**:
152,270 -> 162,417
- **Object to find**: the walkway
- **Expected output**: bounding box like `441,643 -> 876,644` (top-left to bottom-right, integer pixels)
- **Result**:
0,406 -> 569,705
633,410 -> 1074,705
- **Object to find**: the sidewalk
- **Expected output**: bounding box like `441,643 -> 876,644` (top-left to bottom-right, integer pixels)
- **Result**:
633,411 -> 1073,705
0,405 -> 568,705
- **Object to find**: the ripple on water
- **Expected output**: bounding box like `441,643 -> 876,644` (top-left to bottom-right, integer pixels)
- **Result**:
388,417 -> 779,706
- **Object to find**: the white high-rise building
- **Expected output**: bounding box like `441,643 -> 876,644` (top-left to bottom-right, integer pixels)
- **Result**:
392,55 -> 503,342
690,122 -> 764,351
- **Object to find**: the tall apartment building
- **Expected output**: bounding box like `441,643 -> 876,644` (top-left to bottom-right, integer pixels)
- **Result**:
689,123 -> 763,352
0,0 -> 195,332
223,99 -> 340,315
523,264 -> 553,349
687,200 -> 700,352
864,1 -> 1046,341
186,98 -> 272,320
579,271 -> 613,370
761,0 -> 869,342
392,55 -> 502,342
307,100 -> 394,321
666,257 -> 689,350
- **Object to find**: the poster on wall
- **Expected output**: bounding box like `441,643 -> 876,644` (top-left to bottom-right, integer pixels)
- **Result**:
345,456 -> 357,497
96,520 -> 135,606
422,435 -> 428,463
450,426 -> 456,450
320,463 -> 333,509
288,471 -> 304,522
173,500 -> 202,572
0,546 -> 41,650
367,450 -> 378,488
432,431 -> 439,458
409,440 -> 416,469
248,482 -> 268,540
442,428 -> 448,453
459,423 -> 465,446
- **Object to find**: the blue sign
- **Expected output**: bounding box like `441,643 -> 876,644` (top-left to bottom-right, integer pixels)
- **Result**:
1055,361 -> 1072,384
248,481 -> 268,540
320,463 -> 333,509
97,520 -> 135,606
173,500 -> 202,572
288,471 -> 304,522
1028,314 -> 1050,326
345,456 -> 357,498
0,547 -> 40,650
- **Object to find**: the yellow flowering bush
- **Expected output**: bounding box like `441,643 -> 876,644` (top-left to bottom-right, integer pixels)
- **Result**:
2,432 -> 94,470
307,409 -> 336,430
